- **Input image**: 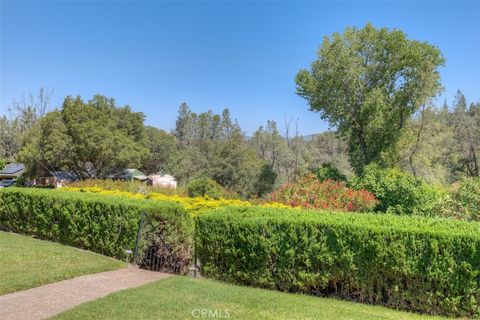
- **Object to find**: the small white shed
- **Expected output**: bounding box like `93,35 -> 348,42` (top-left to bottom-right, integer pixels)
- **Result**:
147,174 -> 177,188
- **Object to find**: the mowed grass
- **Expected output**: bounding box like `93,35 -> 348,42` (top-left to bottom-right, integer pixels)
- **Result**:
0,231 -> 124,295
53,276 -> 449,320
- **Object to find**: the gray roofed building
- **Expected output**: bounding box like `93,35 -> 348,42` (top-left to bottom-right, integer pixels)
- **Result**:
35,171 -> 77,188
110,169 -> 148,181
0,163 -> 25,180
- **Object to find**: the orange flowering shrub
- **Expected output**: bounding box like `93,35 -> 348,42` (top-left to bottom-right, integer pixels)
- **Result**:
266,174 -> 378,212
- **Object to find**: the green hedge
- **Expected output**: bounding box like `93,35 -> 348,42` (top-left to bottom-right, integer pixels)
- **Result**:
195,206 -> 480,316
0,188 -> 193,262
351,163 -> 444,216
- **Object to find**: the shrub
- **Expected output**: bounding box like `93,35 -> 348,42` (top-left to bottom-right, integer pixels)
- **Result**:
66,179 -> 187,196
187,178 -> 224,199
196,206 -> 480,316
351,163 -> 444,216
437,178 -> 480,221
0,187 -> 193,271
254,164 -> 277,197
267,174 -> 378,212
61,186 -> 289,217
316,162 -> 347,182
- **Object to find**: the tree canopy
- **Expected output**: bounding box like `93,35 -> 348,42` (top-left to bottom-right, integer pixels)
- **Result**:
19,95 -> 149,178
296,23 -> 445,174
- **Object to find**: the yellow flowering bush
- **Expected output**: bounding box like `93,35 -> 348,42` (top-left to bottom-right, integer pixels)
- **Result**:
61,186 -> 288,216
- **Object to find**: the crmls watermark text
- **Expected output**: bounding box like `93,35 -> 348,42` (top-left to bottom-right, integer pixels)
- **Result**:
191,308 -> 230,318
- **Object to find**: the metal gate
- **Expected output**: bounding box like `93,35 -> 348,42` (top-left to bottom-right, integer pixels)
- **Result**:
132,211 -> 192,274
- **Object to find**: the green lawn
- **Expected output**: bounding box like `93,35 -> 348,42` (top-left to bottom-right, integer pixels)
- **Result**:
0,231 -> 124,295
53,276 -> 449,320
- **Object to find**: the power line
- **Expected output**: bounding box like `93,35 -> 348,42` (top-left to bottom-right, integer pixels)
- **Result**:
36,146 -> 61,180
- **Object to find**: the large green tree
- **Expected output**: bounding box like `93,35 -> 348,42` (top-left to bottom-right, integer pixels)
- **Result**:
172,104 -> 264,197
0,88 -> 52,161
251,120 -> 296,185
394,105 -> 455,184
296,23 -> 445,174
210,128 -> 263,197
0,116 -> 20,160
142,126 -> 177,175
304,131 -> 353,178
451,91 -> 479,177
19,95 -> 149,178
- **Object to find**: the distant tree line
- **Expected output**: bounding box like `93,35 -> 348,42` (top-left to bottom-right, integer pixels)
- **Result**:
395,91 -> 480,184
1,89 -> 477,198
0,90 -> 351,197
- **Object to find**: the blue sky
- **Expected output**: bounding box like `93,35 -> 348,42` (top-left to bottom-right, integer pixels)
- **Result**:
1,1 -> 479,135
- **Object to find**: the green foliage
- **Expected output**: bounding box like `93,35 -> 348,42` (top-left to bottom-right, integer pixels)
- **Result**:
18,95 -> 150,179
67,179 -> 187,196
13,176 -> 28,187
0,159 -> 5,170
316,162 -> 347,182
67,178 -> 148,194
451,91 -> 480,178
388,94 -> 480,185
251,120 -> 293,185
142,126 -> 177,175
0,115 -> 19,160
296,23 -> 445,174
196,206 -> 480,317
174,104 -> 263,197
254,164 -> 277,197
209,129 -> 263,198
187,177 -> 224,199
351,163 -> 444,216
436,178 -> 480,221
0,188 -> 193,261
0,88 -> 52,161
390,105 -> 455,185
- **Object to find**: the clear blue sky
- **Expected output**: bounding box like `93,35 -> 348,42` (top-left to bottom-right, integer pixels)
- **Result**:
1,1 -> 479,135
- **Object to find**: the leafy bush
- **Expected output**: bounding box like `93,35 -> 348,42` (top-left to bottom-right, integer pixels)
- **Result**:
437,178 -> 480,221
267,174 -> 378,212
61,186 -> 289,217
254,164 -> 277,197
187,178 -> 224,199
0,159 -> 5,170
196,206 -> 480,316
0,188 -> 193,268
351,163 -> 444,216
67,179 -> 187,196
316,162 -> 347,182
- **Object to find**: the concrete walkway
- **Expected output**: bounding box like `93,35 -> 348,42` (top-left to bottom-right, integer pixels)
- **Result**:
0,266 -> 171,320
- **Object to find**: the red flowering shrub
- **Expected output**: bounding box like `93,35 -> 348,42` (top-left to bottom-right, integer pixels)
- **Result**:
267,174 -> 378,212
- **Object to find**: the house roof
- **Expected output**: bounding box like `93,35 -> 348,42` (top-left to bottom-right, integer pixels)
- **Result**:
112,169 -> 147,181
43,171 -> 77,181
148,174 -> 175,180
0,163 -> 25,177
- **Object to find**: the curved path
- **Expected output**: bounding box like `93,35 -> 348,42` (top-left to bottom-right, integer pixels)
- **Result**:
0,266 -> 171,320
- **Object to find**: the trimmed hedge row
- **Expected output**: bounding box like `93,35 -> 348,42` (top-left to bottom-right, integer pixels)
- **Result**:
0,188 -> 193,262
195,206 -> 480,316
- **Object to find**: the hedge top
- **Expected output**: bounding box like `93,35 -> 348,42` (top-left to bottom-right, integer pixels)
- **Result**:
3,187 -> 479,238
0,187 -> 187,217
199,206 -> 480,239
